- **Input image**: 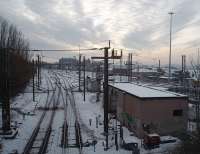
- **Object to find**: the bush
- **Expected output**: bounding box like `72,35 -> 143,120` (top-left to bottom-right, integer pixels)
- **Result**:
172,131 -> 200,154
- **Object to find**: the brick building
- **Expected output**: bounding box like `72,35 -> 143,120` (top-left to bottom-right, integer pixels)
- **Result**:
109,82 -> 188,138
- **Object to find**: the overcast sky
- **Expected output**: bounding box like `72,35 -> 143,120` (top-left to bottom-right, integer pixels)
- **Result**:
1,0 -> 200,65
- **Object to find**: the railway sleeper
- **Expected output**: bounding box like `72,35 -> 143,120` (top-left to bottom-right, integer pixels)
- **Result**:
38,106 -> 61,110
75,121 -> 83,149
61,122 -> 68,148
38,127 -> 52,154
22,126 -> 40,154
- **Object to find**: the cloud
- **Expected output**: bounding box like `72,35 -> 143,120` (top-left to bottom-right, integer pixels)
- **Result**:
0,0 -> 200,64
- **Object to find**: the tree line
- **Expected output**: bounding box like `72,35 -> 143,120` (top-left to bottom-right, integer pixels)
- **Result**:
0,17 -> 33,96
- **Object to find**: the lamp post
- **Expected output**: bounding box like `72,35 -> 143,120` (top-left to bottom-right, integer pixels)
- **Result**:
168,11 -> 175,83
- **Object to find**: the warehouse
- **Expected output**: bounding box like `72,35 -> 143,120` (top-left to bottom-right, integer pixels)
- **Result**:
109,82 -> 188,138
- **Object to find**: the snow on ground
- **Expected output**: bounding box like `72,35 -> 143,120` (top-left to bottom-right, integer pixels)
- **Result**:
74,91 -> 179,154
74,92 -> 131,154
0,69 -> 55,152
0,69 -> 180,154
1,70 -> 50,154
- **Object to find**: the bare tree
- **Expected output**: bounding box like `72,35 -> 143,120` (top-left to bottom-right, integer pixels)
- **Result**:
0,17 -> 33,95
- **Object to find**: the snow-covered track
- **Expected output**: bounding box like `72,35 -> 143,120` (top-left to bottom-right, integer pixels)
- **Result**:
56,72 -> 83,154
22,75 -> 60,154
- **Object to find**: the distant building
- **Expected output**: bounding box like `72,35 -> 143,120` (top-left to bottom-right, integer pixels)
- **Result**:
112,64 -> 165,82
86,76 -> 100,92
112,64 -> 128,76
109,82 -> 188,138
59,57 -> 78,70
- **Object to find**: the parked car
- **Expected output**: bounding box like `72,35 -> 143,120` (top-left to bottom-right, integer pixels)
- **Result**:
122,142 -> 140,154
143,133 -> 160,149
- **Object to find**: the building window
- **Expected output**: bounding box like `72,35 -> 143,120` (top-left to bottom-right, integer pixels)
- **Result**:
173,109 -> 183,116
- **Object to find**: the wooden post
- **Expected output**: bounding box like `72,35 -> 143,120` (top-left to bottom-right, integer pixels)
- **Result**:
120,50 -> 123,82
37,55 -> 40,89
32,60 -> 35,102
79,54 -> 81,92
83,56 -> 86,101
104,47 -> 109,149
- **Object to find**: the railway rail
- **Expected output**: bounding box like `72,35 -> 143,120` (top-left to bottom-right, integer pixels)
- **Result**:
57,72 -> 83,154
22,74 -> 60,154
23,71 -> 83,154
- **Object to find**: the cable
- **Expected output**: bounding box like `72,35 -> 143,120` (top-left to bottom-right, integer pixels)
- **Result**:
25,48 -> 101,52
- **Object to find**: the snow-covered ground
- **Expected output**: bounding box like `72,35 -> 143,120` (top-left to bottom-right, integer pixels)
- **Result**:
0,69 -> 180,154
73,92 -> 180,154
1,70 -> 50,153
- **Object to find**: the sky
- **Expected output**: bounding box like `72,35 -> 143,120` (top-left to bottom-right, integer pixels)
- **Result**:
0,0 -> 200,65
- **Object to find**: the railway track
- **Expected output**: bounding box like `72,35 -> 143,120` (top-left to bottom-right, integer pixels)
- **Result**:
57,72 -> 83,154
22,74 -> 60,154
60,87 -> 68,149
23,71 -> 83,154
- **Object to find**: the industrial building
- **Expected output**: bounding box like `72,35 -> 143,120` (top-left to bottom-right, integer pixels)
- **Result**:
109,82 -> 188,138
59,57 -> 78,70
